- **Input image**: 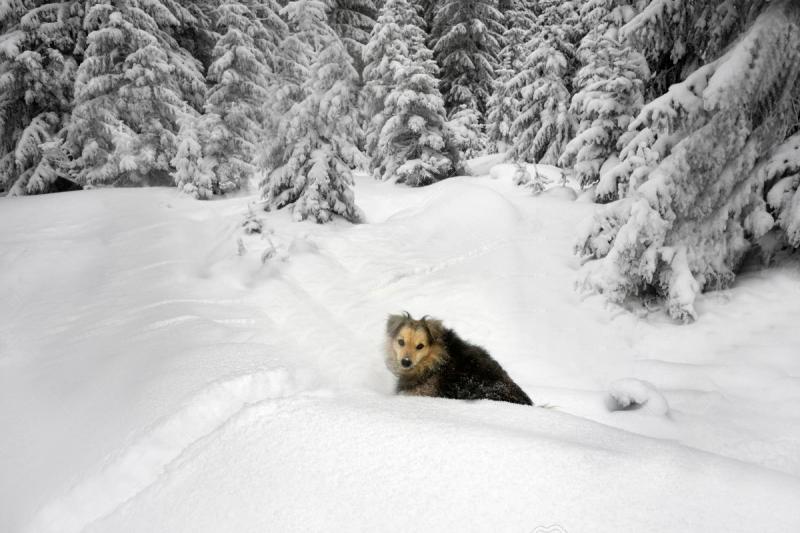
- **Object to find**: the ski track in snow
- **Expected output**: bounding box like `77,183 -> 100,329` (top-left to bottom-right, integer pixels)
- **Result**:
1,173 -> 800,531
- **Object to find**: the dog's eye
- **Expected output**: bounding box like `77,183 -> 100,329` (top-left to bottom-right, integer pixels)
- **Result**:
416,343 -> 424,350
398,339 -> 405,346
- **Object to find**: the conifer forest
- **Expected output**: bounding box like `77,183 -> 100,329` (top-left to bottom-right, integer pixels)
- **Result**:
3,3 -> 800,531
3,0 -> 800,316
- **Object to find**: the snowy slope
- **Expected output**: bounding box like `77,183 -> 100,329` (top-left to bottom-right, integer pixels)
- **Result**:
2,170 -> 800,532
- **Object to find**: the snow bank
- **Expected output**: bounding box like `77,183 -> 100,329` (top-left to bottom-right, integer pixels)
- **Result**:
87,395 -> 800,533
2,174 -> 799,532
29,368 -> 298,533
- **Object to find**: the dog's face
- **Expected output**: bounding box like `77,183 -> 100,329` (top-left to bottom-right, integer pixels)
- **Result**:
385,313 -> 444,377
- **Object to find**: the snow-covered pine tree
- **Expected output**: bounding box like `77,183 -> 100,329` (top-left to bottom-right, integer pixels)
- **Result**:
0,0 -> 83,195
429,0 -> 504,152
363,0 -> 458,185
173,0 -> 218,71
260,0 -> 363,223
361,2 -> 404,169
446,105 -> 485,161
329,0 -> 376,72
595,0 -> 776,201
270,0 -> 313,117
485,0 -> 537,152
513,161 -> 551,195
361,0 -> 410,170
330,0 -> 376,147
762,131 -> 800,250
623,0 -> 769,97
159,0 -> 208,112
67,1 -> 204,187
416,0 -> 436,32
577,0 -> 800,321
558,1 -> 649,188
176,0 -> 286,197
508,0 -> 581,165
172,113 -> 215,199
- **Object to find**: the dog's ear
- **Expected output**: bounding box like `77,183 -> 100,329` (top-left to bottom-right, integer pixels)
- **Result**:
422,316 -> 444,344
386,313 -> 408,336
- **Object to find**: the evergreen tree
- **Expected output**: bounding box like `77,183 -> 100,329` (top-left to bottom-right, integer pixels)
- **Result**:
361,0 -> 408,169
363,0 -> 457,185
174,0 -> 218,71
158,0 -> 208,111
330,0 -> 376,72
260,0 -> 363,223
446,105 -> 484,161
486,0 -> 537,152
416,0 -> 436,32
174,0 -> 285,197
559,1 -> 649,188
577,0 -> 800,321
171,113 -> 215,199
508,0 -> 581,165
623,0 -> 769,97
0,1 -> 83,195
67,0 -> 204,187
762,132 -> 800,250
429,0 -> 504,121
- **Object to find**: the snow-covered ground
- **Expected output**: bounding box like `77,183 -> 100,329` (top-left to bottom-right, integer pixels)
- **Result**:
2,166 -> 800,532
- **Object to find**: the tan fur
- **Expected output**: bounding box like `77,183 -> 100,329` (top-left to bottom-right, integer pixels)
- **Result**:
384,314 -> 447,381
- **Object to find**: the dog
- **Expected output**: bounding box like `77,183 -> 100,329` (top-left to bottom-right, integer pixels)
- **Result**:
384,313 -> 533,406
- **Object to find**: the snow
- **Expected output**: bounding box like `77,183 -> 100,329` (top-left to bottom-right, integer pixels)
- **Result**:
2,166 -> 800,532
606,378 -> 669,416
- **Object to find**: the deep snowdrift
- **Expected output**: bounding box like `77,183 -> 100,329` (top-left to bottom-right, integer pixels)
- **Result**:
2,169 -> 799,532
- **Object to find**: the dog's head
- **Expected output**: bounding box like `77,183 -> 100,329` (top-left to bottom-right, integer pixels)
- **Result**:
384,312 -> 445,377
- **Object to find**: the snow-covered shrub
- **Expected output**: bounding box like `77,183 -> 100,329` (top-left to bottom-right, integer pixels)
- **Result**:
241,207 -> 264,234
171,114 -> 215,199
577,0 -> 800,321
513,163 -> 551,195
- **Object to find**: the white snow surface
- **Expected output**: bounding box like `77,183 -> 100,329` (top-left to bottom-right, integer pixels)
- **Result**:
2,165 -> 800,532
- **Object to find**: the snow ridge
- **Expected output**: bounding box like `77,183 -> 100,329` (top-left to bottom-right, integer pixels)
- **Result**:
26,368 -> 298,533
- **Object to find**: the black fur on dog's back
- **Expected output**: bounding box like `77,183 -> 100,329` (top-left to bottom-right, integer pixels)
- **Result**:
434,328 -> 532,405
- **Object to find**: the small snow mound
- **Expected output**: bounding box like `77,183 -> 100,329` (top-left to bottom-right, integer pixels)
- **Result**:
464,152 -> 508,176
576,186 -> 596,203
394,178 -> 524,238
489,162 -> 518,181
606,378 -> 670,416
540,186 -> 578,201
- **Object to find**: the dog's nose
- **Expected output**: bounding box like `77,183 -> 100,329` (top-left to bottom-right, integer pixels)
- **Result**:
401,357 -> 412,368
